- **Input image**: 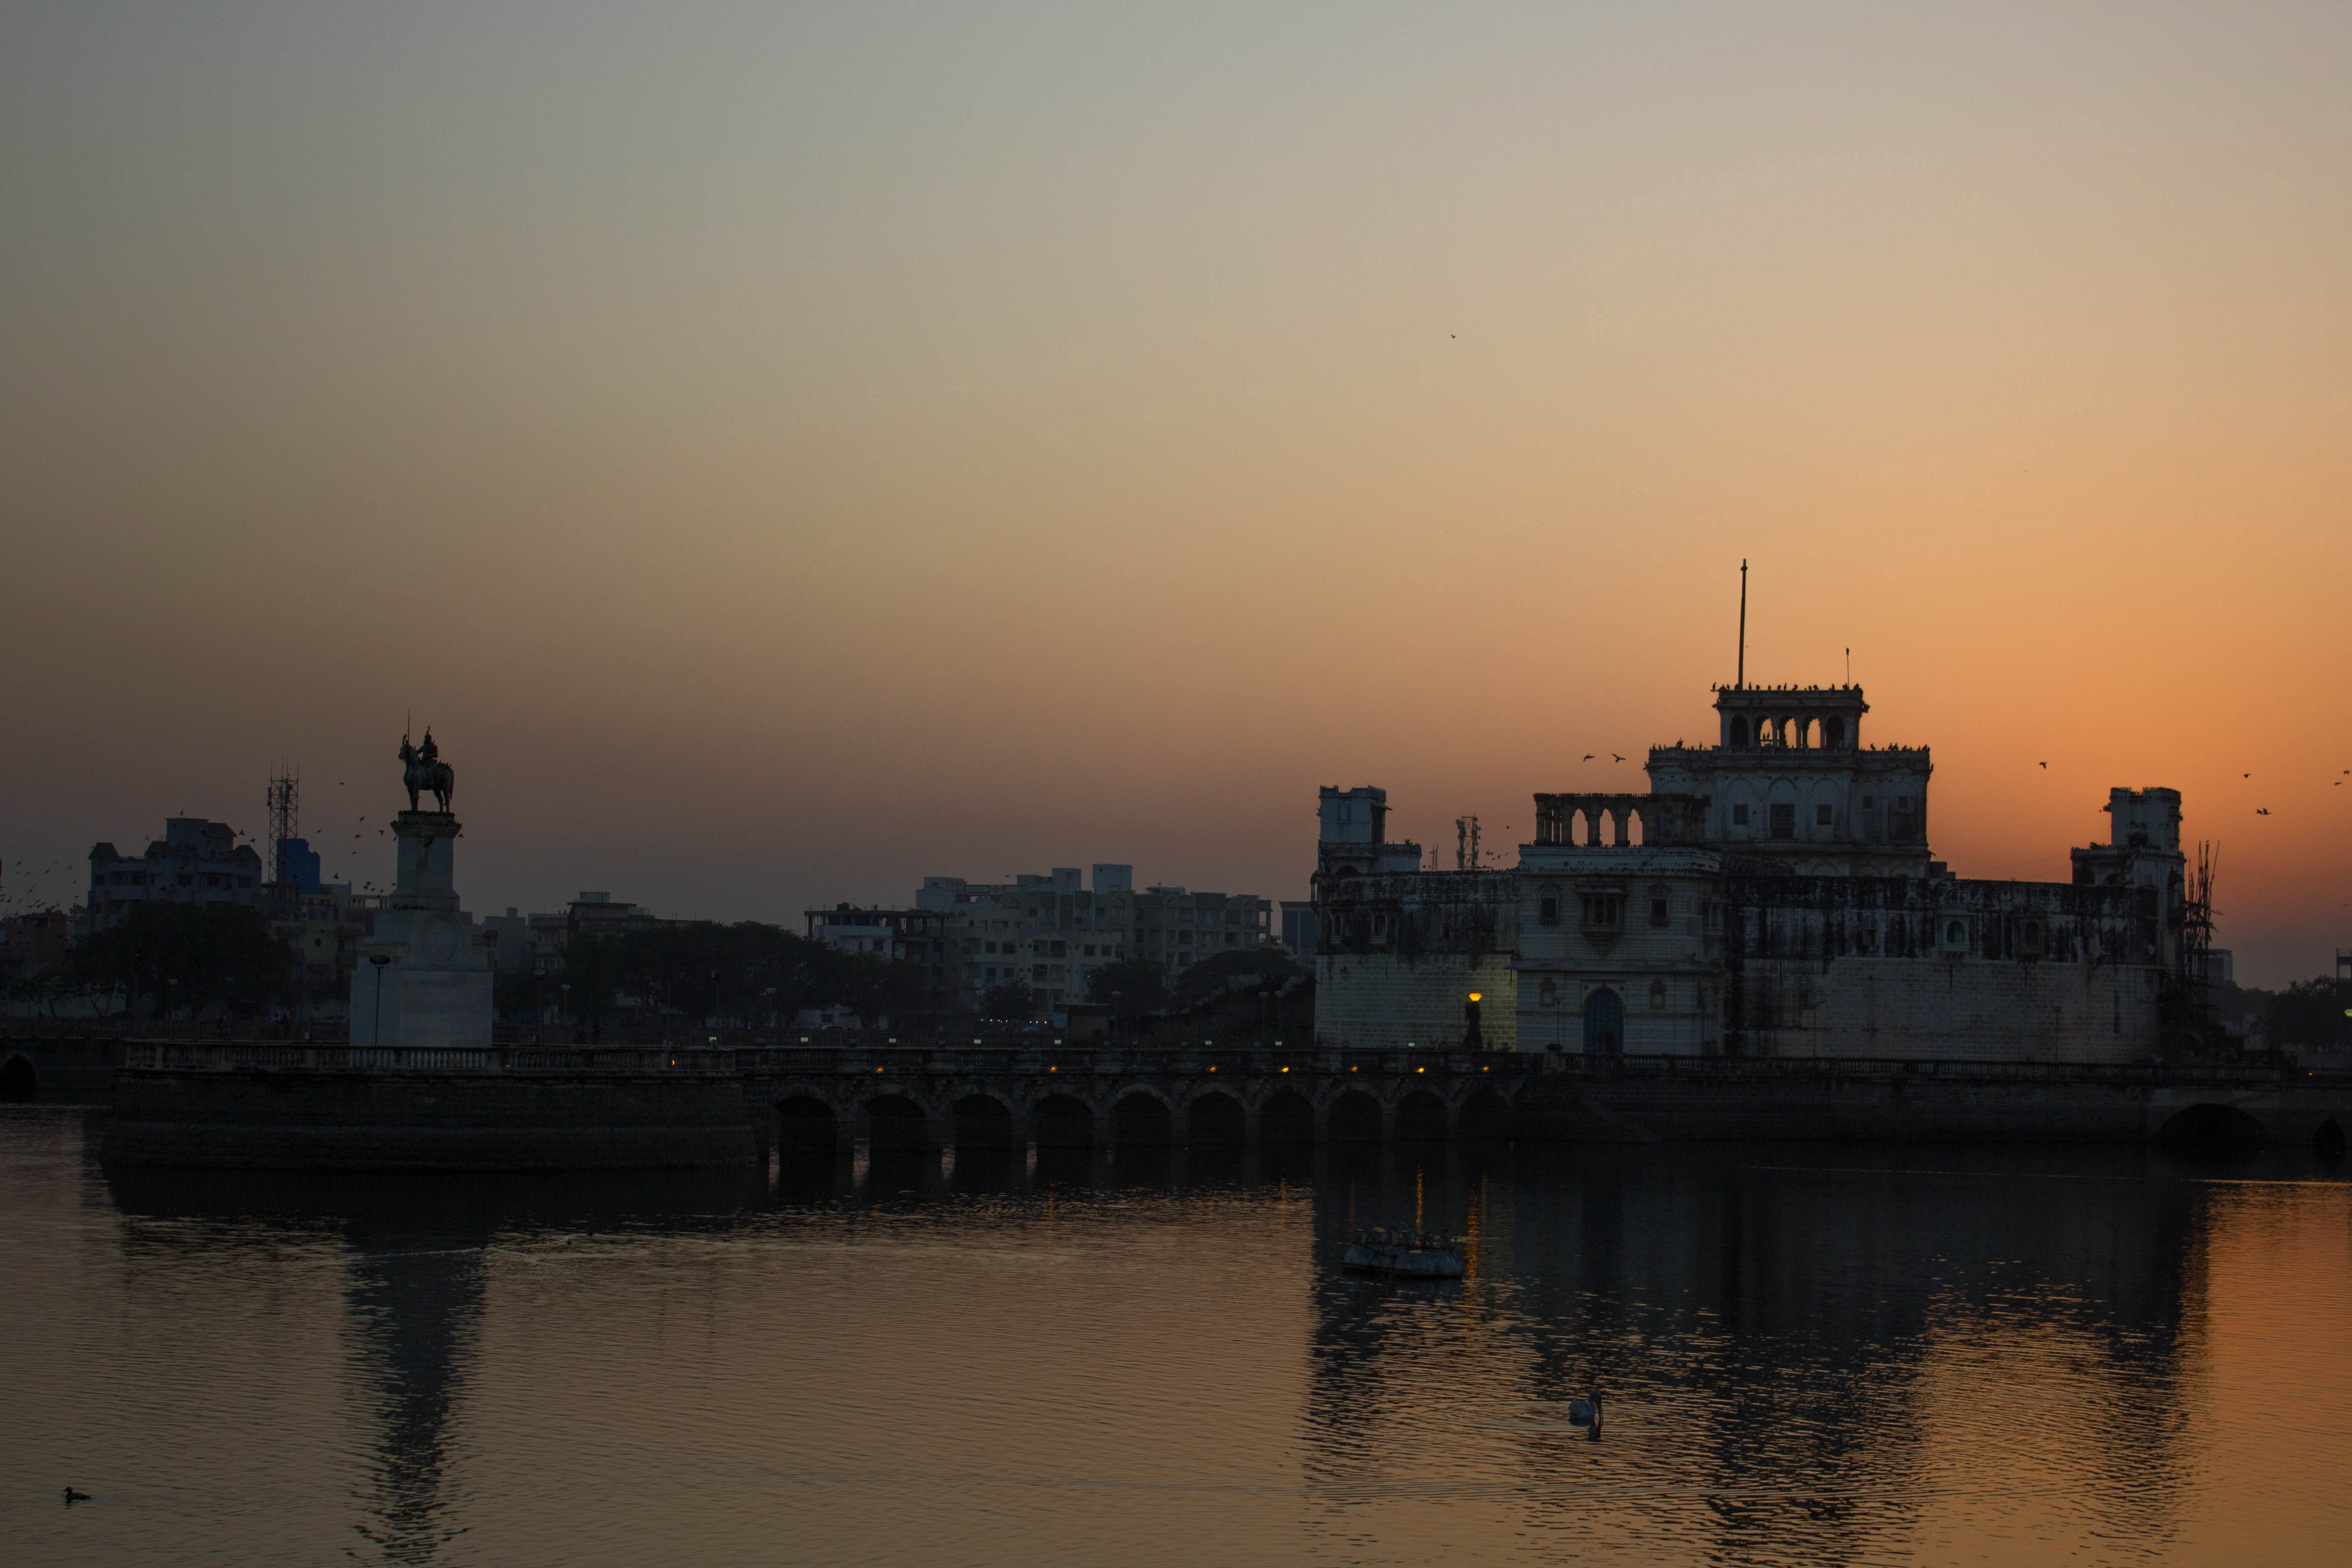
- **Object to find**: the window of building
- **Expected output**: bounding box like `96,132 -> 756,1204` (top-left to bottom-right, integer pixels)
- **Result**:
1649,979 -> 1667,1010
1581,893 -> 1624,929
1816,805 -> 1833,827
1649,888 -> 1670,927
1862,795 -> 1874,809
1769,803 -> 1796,839
1032,964 -> 1048,982
1539,895 -> 1560,927
1944,921 -> 1964,946
1538,978 -> 1558,1007
1050,941 -> 1066,957
1083,944 -> 1096,957
1732,804 -> 1750,827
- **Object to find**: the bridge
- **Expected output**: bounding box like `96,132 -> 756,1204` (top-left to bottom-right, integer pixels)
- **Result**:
744,1045 -> 1530,1154
735,1045 -> 2352,1157
15,1037 -> 2352,1166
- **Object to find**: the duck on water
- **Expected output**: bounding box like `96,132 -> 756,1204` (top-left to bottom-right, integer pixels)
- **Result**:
1342,1227 -> 1465,1279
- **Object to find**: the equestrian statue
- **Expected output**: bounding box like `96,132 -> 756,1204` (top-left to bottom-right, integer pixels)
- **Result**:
399,730 -> 455,814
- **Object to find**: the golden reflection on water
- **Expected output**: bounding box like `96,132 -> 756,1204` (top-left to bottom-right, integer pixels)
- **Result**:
3,1108 -> 2350,1566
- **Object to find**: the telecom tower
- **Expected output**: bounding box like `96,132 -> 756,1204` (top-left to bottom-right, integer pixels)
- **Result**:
266,769 -> 299,905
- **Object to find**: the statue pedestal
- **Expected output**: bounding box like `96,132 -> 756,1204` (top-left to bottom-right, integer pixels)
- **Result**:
352,812 -> 493,1047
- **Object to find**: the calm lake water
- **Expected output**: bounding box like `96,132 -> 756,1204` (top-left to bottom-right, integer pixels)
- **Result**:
6,1105 -> 2352,1566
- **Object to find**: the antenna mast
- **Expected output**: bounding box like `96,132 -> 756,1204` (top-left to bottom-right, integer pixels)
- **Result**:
1737,559 -> 1748,689
266,767 -> 300,910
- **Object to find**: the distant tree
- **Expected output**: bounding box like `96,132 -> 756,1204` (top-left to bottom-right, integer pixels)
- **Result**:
980,981 -> 1038,1021
1085,959 -> 1167,1019
2264,978 -> 2352,1051
65,904 -> 295,1019
1166,948 -> 1306,1012
560,933 -> 624,1034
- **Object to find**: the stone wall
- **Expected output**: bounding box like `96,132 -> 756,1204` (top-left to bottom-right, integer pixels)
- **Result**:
103,1068 -> 757,1169
1312,951 -> 1519,1050
1312,869 -> 1520,1050
1725,875 -> 2166,1061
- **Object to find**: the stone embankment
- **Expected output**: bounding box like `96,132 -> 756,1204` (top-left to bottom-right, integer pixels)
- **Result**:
99,1043 -> 755,1170
10,1037 -> 2348,1168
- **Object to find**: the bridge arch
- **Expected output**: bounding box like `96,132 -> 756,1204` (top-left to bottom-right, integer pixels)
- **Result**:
0,1053 -> 36,1103
952,1093 -> 1018,1149
1259,1088 -> 1316,1145
1032,1092 -> 1095,1148
1328,1089 -> 1384,1143
1459,1086 -> 1512,1141
1112,1089 -> 1174,1147
1187,1090 -> 1246,1146
2156,1102 -> 2267,1154
860,1091 -> 933,1149
1395,1089 -> 1448,1141
774,1092 -> 838,1152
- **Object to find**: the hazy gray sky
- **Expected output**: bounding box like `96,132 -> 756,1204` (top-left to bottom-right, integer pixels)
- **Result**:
6,2 -> 2350,982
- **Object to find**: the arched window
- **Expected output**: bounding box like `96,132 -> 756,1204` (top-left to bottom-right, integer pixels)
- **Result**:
1944,920 -> 1964,946
1648,979 -> 1668,1011
1538,978 -> 1558,1007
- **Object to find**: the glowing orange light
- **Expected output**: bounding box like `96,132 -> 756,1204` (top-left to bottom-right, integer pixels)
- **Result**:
1468,992 -> 1482,1003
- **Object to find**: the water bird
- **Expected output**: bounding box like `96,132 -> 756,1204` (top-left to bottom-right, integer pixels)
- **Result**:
1567,1389 -> 1606,1433
62,1486 -> 90,1504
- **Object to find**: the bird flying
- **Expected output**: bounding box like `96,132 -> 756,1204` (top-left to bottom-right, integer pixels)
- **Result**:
1583,754 -> 1594,761
1612,754 -> 1626,763
2039,762 -> 2047,769
2257,808 -> 2271,816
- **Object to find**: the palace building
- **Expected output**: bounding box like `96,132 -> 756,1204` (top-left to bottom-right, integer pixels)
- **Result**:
1311,684 -> 2189,1062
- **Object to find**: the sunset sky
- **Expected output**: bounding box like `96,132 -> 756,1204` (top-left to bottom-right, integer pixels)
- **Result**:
5,2 -> 2348,984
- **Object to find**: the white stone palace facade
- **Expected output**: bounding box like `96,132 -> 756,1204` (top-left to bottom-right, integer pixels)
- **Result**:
1312,684 -> 2189,1063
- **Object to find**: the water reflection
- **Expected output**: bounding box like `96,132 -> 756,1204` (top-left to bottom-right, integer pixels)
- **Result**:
102,1164 -> 763,1565
25,1127 -> 2341,1567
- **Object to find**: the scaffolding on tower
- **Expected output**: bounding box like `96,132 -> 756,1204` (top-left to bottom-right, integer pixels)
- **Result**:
266,768 -> 300,915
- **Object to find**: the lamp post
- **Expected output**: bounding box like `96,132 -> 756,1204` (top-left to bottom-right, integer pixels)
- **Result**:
369,953 -> 391,1045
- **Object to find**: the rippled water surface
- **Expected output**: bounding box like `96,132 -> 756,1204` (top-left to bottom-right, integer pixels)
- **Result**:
7,1107 -> 2352,1566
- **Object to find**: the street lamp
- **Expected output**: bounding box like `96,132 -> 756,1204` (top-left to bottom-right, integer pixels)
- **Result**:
369,953 -> 391,1045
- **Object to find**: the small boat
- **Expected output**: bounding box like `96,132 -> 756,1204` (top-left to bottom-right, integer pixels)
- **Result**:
1342,1226 -> 1465,1279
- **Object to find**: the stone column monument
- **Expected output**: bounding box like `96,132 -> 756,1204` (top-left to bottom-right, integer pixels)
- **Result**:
351,731 -> 493,1047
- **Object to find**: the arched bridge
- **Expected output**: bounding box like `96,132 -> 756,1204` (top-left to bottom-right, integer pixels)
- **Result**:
742,1045 -> 1531,1154
737,1044 -> 2352,1158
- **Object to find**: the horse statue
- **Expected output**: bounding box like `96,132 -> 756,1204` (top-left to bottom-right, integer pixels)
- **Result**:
399,730 -> 455,813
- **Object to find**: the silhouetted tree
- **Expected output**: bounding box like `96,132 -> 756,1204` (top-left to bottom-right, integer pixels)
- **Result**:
1085,959 -> 1168,1019
2264,978 -> 2352,1051
66,904 -> 296,1020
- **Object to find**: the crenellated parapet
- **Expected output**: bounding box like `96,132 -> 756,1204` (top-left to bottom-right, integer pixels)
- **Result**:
1533,792 -> 1708,848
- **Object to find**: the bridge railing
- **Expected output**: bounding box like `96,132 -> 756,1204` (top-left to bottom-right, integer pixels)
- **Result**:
100,1040 -> 2352,1089
734,1044 -> 2352,1089
119,1043 -> 744,1075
